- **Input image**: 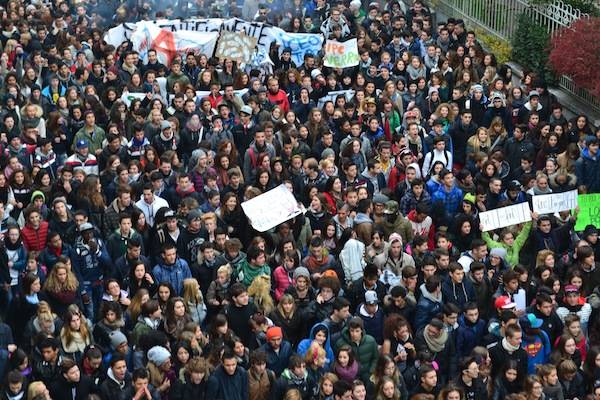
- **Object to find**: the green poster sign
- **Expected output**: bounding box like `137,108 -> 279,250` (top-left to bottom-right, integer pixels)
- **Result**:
575,193 -> 600,230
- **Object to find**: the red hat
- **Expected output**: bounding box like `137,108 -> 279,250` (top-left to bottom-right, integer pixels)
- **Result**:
494,296 -> 516,310
564,285 -> 579,294
266,326 -> 283,341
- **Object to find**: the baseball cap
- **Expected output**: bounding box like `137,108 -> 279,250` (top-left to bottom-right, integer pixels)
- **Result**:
365,290 -> 378,305
310,69 -> 323,80
76,139 -> 88,149
240,105 -> 252,115
383,200 -> 399,215
186,209 -> 202,223
494,295 -> 516,310
373,193 -> 389,204
520,313 -> 543,329
79,222 -> 94,232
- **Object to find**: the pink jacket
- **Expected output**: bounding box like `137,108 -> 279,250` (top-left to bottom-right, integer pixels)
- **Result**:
272,265 -> 293,301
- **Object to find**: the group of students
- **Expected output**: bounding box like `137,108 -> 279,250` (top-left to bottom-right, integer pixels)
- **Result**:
0,0 -> 599,399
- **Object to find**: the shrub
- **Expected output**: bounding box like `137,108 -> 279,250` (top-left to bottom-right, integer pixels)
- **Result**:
549,17 -> 600,97
511,13 -> 555,83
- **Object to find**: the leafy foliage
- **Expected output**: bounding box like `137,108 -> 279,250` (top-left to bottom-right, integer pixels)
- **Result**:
549,17 -> 600,97
474,28 -> 512,64
511,13 -> 555,83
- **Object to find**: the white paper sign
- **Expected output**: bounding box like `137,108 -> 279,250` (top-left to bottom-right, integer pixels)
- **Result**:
479,202 -> 531,232
532,189 -> 578,215
241,184 -> 302,232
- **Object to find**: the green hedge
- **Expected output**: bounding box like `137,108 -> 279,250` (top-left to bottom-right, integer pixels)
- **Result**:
510,12 -> 556,83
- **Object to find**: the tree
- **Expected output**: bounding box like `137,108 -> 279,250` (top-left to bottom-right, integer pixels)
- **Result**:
511,13 -> 554,83
549,17 -> 600,98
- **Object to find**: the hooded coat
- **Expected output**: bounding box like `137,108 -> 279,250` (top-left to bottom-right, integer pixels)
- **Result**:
414,284 -> 443,332
335,326 -> 379,383
296,322 -> 335,369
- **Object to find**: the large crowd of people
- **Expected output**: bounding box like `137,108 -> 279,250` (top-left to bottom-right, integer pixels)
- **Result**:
0,0 -> 598,399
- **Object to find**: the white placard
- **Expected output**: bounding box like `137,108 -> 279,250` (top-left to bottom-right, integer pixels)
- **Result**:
241,184 -> 302,232
479,202 -> 531,232
532,189 -> 578,215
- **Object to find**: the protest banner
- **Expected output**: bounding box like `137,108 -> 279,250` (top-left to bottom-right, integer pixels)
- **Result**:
532,189 -> 578,215
323,39 -> 359,68
106,18 -> 323,67
131,22 -> 218,66
214,31 -> 257,64
575,193 -> 600,230
241,184 -> 303,232
479,202 -> 531,232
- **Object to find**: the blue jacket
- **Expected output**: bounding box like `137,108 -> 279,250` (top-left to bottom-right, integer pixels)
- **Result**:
576,148 -> 600,193
414,284 -> 443,332
522,330 -> 551,374
455,315 -> 486,357
39,243 -> 77,272
442,278 -> 476,309
357,304 -> 384,344
260,339 -> 293,376
152,258 -> 191,296
432,185 -> 464,216
297,322 -> 335,369
73,238 -> 113,283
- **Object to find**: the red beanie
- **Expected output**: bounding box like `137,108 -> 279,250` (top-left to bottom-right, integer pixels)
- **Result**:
266,326 -> 283,341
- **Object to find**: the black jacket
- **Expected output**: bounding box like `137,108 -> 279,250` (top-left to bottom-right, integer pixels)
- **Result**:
488,339 -> 528,385
49,374 -> 95,400
171,376 -> 208,400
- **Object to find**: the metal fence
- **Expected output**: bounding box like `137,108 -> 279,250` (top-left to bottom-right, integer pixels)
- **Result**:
434,0 -> 600,113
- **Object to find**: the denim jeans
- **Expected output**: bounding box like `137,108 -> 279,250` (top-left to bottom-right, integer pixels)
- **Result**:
82,282 -> 103,320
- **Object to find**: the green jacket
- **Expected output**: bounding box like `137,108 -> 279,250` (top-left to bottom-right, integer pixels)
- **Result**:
335,327 -> 379,383
166,72 -> 191,93
383,110 -> 401,137
236,259 -> 270,287
73,125 -> 106,154
482,221 -> 532,267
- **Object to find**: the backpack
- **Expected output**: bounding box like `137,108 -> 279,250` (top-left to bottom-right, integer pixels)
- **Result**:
426,148 -> 449,174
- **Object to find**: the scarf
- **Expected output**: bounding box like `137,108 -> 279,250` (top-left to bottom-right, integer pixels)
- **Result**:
25,293 -> 39,304
502,337 -> 521,352
4,236 -> 21,251
143,317 -> 160,330
423,325 -> 448,353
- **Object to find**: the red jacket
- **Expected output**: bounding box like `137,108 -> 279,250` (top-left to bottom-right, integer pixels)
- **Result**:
21,221 -> 49,252
267,90 -> 290,113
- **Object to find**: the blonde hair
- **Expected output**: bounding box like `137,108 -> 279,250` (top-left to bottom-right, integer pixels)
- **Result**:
183,278 -> 203,305
60,309 -> 91,348
535,250 -> 554,268
247,275 -> 274,316
217,264 -> 232,277
277,294 -> 296,319
468,127 -> 492,154
43,262 -> 79,292
201,212 -> 217,224
128,288 -> 149,323
27,381 -> 47,400
304,341 -> 326,367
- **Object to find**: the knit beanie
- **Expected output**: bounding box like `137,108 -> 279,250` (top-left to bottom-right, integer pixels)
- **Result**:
109,331 -> 128,350
147,346 -> 170,366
